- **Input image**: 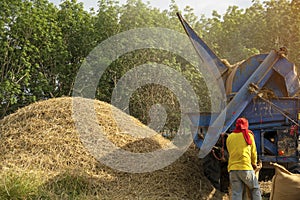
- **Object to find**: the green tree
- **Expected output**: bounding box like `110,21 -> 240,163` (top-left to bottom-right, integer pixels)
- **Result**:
57,0 -> 96,96
264,0 -> 300,68
202,6 -> 260,64
0,0 -> 66,117
95,0 -> 120,42
289,0 -> 300,66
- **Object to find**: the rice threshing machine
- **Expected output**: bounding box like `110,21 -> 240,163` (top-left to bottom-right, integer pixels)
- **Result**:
177,13 -> 300,192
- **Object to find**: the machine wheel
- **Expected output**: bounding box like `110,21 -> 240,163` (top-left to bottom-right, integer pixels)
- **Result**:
202,151 -> 229,193
288,163 -> 300,174
220,161 -> 229,193
203,152 -> 221,190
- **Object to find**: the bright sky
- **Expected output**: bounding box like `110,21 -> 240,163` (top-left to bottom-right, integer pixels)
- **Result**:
49,0 -> 254,17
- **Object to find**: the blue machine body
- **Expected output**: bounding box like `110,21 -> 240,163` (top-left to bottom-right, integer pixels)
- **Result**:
177,13 -> 300,165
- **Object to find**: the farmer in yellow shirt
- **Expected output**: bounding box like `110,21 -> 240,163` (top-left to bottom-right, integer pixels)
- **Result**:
226,117 -> 262,200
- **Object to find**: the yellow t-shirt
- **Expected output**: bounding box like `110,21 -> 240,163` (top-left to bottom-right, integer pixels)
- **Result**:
226,132 -> 257,172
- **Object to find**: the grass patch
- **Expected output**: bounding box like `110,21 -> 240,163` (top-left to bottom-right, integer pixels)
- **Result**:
41,172 -> 97,200
0,170 -> 101,200
0,171 -> 45,200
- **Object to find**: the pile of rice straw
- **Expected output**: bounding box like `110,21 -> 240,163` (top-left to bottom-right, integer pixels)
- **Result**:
0,97 -> 226,199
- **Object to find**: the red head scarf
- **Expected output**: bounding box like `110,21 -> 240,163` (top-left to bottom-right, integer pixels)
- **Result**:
233,118 -> 253,145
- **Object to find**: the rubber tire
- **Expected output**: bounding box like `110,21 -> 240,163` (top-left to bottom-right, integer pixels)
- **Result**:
289,163 -> 300,174
220,161 -> 229,193
202,152 -> 221,190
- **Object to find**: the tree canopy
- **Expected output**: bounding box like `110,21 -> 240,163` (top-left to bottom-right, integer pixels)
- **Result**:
1,0 -> 299,131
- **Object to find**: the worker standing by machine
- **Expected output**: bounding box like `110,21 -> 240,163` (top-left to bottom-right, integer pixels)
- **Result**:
226,118 -> 262,200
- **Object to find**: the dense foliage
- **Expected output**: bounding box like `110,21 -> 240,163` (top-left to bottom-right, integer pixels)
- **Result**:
1,0 -> 299,131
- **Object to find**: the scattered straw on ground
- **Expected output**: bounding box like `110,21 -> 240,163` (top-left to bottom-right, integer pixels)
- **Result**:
0,97 -> 229,199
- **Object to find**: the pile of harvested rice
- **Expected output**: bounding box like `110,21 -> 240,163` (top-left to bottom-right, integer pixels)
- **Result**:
0,97 -> 227,199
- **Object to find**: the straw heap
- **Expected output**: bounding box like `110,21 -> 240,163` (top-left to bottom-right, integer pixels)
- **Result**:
0,97 -> 226,199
